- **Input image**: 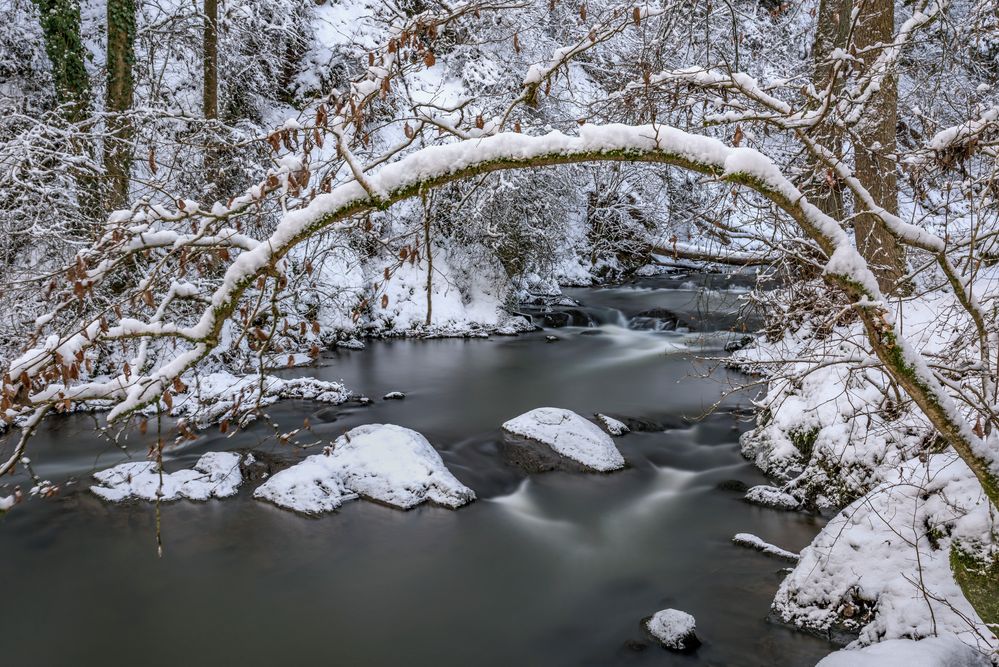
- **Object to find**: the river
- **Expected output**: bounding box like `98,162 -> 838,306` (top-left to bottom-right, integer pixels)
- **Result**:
0,273 -> 837,666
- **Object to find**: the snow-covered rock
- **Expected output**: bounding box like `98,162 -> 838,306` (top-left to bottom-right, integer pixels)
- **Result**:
744,484 -> 800,510
501,407 -> 625,471
383,391 -> 406,400
254,424 -> 475,514
596,413 -> 630,436
732,533 -> 799,561
645,609 -> 699,651
91,452 -> 243,502
0,494 -> 14,511
161,372 -> 350,426
817,636 -> 992,667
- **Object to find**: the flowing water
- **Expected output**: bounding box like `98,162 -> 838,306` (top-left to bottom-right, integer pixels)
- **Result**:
0,273 -> 837,666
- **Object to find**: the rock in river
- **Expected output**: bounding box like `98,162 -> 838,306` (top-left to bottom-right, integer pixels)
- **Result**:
91,452 -> 243,502
645,608 -> 699,651
501,407 -> 625,472
254,424 -> 475,514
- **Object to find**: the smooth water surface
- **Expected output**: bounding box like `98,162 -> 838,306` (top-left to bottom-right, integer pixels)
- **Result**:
0,275 -> 836,666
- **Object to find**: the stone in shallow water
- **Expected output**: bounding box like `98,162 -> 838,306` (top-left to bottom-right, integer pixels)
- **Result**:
501,407 -> 625,472
744,484 -> 800,510
645,609 -> 699,651
628,308 -> 689,332
596,413 -> 630,436
91,452 -> 243,502
383,391 -> 406,400
253,424 -> 475,514
732,532 -> 800,562
715,479 -> 749,493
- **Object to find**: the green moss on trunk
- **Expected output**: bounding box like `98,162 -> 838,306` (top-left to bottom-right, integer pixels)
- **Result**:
951,547 -> 999,627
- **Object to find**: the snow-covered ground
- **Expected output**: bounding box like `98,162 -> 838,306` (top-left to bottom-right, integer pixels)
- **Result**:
817,636 -> 993,667
732,287 -> 999,660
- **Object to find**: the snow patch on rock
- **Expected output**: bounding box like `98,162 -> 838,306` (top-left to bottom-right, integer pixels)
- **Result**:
91,451 -> 243,502
732,532 -> 799,561
163,372 -> 350,426
502,407 -> 625,471
645,608 -> 698,650
744,484 -> 800,510
596,413 -> 630,436
254,424 -> 475,513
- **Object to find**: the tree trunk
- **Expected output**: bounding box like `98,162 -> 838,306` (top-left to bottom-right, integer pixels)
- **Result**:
34,0 -> 91,122
104,0 -> 135,212
810,0 -> 851,221
203,0 -> 218,121
203,0 -> 220,189
853,0 -> 906,293
33,0 -> 101,221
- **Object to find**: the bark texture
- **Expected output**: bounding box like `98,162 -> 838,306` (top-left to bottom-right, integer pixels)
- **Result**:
810,0 -> 852,221
853,0 -> 906,293
203,0 -> 218,121
104,0 -> 136,212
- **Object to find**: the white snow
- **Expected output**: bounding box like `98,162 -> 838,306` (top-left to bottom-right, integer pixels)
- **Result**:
744,485 -> 800,510
502,408 -> 625,472
732,533 -> 800,561
817,636 -> 992,667
645,609 -> 697,650
596,413 -> 630,436
163,372 -> 350,426
254,424 -> 475,513
91,452 -> 243,502
0,494 -> 14,511
774,454 -> 997,651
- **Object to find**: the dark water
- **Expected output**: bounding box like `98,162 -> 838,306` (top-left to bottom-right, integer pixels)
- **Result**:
0,275 -> 836,666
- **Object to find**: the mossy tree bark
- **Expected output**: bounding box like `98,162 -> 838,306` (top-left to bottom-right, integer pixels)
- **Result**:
32,0 -> 101,221
33,0 -> 91,122
104,0 -> 136,212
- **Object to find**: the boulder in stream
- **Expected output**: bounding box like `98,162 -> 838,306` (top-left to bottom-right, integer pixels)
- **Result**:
253,424 -> 475,514
501,408 -> 625,472
596,413 -> 630,436
91,452 -> 243,502
744,484 -> 801,510
645,608 -> 699,651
